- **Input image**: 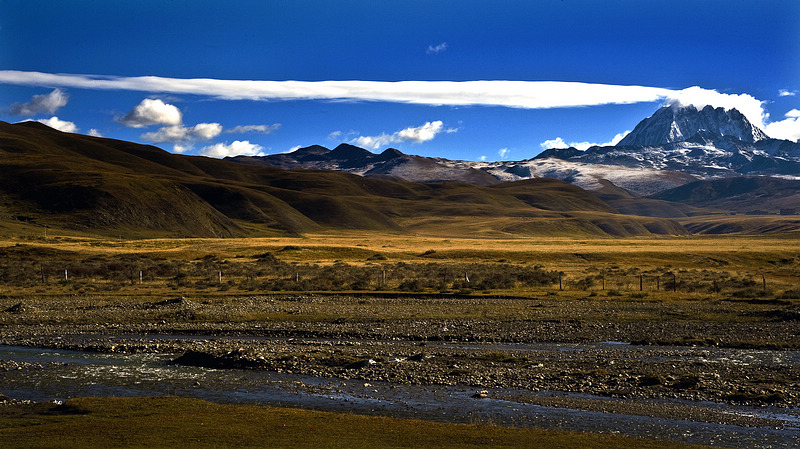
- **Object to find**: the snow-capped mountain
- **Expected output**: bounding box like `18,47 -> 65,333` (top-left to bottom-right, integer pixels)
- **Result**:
466,158 -> 697,196
536,105 -> 800,180
228,104 -> 800,197
617,104 -> 768,146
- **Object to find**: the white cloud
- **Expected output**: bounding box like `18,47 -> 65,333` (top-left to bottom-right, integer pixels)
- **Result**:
225,124 -> 281,134
395,120 -> 445,143
286,145 -> 302,153
1,72 -> 786,126
87,128 -> 103,137
779,89 -> 796,97
764,109 -> 800,142
141,122 -> 222,143
353,135 -> 392,150
539,137 -> 568,150
427,42 -> 448,54
479,155 -> 487,161
8,71 -> 799,141
608,131 -> 630,146
328,130 -> 359,141
36,116 -> 77,133
498,148 -> 510,159
118,98 -> 182,128
0,70 -> 677,109
200,140 -> 265,158
9,88 -> 68,115
173,144 -> 191,153
353,121 -> 446,150
539,131 -> 630,151
664,86 -> 766,129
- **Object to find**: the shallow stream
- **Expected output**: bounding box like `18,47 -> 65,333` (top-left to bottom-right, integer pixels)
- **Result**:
1,344 -> 798,448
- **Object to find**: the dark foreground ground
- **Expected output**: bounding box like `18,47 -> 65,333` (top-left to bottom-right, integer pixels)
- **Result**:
0,396 -> 718,449
1,293 -> 798,432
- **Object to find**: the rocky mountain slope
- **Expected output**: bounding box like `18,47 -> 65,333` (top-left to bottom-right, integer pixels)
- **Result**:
230,143 -> 500,185
498,105 -> 800,188
617,104 -> 768,146
230,105 -> 800,205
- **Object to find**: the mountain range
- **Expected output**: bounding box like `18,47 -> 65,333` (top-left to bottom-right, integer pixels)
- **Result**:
0,120 -> 692,238
230,104 -> 800,197
2,103 -> 799,239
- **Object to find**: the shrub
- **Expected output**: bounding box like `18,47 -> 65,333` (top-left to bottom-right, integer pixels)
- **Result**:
730,287 -> 773,299
638,375 -> 665,386
778,289 -> 800,299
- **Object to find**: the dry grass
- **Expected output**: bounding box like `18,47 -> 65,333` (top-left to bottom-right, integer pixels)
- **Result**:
0,231 -> 798,306
0,397 -> 713,449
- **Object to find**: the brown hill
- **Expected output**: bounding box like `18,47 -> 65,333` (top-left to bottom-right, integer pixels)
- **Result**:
0,121 -> 689,238
652,176 -> 800,214
229,144 -> 501,185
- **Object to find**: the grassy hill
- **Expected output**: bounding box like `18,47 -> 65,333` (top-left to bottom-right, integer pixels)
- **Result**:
0,121 -> 695,238
652,176 -> 800,214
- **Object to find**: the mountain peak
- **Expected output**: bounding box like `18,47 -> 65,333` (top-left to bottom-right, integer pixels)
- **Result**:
14,120 -> 59,132
330,143 -> 374,159
292,145 -> 330,156
617,104 -> 768,147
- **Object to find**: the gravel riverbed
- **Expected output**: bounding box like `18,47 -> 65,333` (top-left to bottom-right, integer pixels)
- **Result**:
1,294 -> 798,431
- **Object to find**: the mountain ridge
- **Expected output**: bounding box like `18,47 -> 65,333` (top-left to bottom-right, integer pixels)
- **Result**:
5,101 -> 800,238
229,104 -> 800,196
1,120 -> 694,238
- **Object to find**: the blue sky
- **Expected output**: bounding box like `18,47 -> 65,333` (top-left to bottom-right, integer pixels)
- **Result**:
1,0 -> 799,161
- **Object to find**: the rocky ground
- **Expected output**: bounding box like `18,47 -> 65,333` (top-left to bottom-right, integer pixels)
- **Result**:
1,294 -> 798,429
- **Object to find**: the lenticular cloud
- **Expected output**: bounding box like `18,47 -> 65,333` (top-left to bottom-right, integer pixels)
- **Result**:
0,70 -> 672,109
0,70 -> 770,131
664,86 -> 767,129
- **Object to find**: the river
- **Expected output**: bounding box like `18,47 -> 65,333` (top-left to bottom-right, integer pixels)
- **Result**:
1,344 -> 797,449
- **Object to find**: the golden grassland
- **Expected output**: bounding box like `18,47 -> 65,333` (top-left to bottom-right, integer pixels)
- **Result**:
1,230 -> 798,304
6,230 -> 799,259
0,397 -> 713,449
6,229 -> 799,271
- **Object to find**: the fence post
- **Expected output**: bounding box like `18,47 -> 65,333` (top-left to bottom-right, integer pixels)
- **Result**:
762,274 -> 766,291
640,275 -> 643,291
559,273 -> 563,291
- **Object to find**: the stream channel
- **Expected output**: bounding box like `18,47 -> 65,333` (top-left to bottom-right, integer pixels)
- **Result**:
1,343 -> 798,449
